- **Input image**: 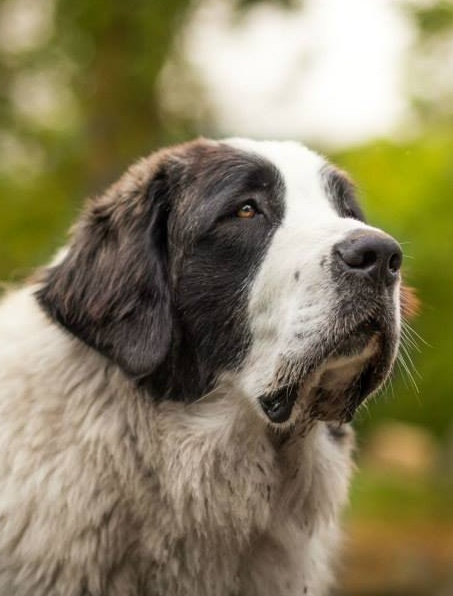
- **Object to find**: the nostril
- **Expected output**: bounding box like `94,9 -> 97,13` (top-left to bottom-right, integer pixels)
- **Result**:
361,250 -> 377,270
335,245 -> 378,270
389,251 -> 402,274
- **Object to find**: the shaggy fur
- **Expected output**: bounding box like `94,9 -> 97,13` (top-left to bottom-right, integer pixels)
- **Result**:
0,138 -> 407,595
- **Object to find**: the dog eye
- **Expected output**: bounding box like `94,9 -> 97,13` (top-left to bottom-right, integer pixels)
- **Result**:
236,203 -> 257,219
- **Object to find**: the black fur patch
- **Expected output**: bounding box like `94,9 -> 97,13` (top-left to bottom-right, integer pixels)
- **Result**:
150,143 -> 285,401
36,140 -> 285,402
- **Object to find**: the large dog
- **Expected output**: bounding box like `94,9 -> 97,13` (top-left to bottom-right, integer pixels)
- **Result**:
0,138 -> 409,595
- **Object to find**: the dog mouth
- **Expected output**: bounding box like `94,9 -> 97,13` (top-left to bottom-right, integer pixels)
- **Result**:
259,318 -> 393,424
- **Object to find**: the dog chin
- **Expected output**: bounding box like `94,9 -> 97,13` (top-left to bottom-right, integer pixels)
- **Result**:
259,324 -> 395,425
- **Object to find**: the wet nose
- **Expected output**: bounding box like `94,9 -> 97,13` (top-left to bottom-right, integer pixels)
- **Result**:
333,230 -> 402,285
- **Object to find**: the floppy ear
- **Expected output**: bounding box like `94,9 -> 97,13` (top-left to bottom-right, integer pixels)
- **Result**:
36,159 -> 173,379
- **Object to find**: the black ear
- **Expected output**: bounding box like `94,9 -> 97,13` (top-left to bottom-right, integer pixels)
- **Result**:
36,161 -> 173,379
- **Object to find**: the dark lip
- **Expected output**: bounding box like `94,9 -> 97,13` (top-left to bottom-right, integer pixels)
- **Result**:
259,385 -> 299,424
259,317 -> 391,424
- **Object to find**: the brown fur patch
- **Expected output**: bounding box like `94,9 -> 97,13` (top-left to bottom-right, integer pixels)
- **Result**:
401,284 -> 420,320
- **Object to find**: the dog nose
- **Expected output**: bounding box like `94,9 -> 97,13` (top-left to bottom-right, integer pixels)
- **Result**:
334,230 -> 402,285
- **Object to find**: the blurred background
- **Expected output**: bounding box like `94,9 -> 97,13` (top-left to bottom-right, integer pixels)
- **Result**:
0,0 -> 452,593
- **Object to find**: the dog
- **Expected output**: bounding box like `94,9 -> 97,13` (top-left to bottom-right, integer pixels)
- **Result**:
0,138 -> 413,595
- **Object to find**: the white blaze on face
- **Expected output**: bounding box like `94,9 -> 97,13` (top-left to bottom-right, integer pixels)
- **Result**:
223,138 -> 381,410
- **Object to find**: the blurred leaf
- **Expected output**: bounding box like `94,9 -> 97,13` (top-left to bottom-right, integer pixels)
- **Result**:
409,1 -> 453,37
234,0 -> 302,12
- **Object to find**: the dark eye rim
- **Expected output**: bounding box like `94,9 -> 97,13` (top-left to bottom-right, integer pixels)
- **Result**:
213,198 -> 267,228
234,199 -> 262,218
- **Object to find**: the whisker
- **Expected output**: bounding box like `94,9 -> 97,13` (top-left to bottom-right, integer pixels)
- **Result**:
400,327 -> 421,353
403,322 -> 430,347
384,374 -> 396,401
399,340 -> 421,379
397,352 -> 420,397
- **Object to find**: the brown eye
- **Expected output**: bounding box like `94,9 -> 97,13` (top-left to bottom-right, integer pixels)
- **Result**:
236,203 -> 257,218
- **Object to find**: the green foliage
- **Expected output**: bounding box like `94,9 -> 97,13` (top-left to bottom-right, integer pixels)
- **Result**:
406,0 -> 453,37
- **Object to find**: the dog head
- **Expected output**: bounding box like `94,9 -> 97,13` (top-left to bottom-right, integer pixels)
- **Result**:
37,138 -> 407,425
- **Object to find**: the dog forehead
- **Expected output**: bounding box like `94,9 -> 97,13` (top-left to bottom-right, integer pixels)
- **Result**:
222,137 -> 325,173
222,138 -> 335,222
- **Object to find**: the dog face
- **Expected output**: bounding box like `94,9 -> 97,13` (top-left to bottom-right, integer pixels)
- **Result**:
224,139 -> 402,425
37,138 -> 404,425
